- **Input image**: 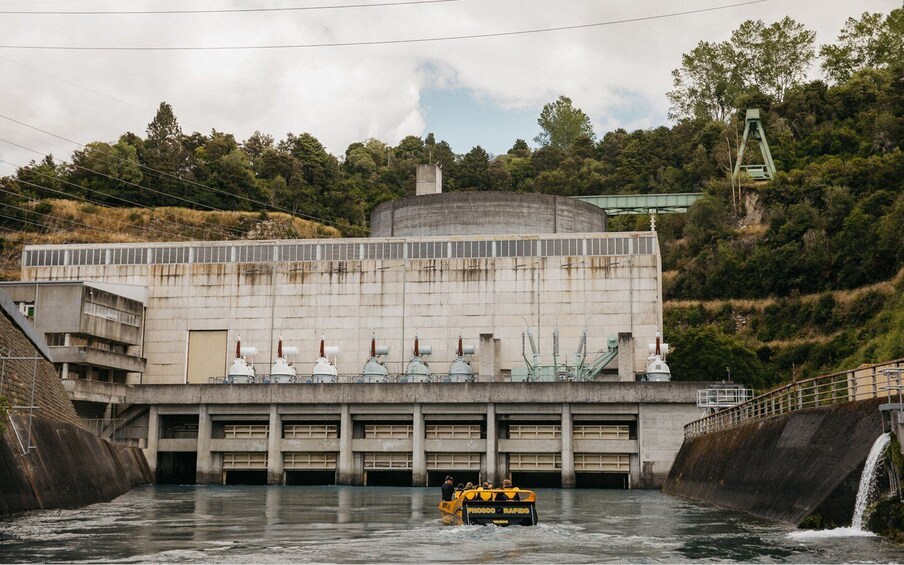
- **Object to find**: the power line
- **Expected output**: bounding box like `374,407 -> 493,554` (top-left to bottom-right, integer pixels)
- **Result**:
0,211 -> 60,231
0,113 -> 368,234
0,0 -> 462,15
0,201 -> 142,240
0,55 -> 228,136
0,134 -> 263,233
0,55 -> 149,112
0,0 -> 769,50
1,195 -> 171,239
4,166 -> 224,240
0,182 -> 193,241
0,150 -> 247,240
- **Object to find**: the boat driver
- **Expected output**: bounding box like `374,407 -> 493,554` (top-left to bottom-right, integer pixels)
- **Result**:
441,476 -> 455,501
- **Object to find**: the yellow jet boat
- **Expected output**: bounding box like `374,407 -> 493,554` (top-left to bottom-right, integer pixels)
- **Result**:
438,488 -> 538,526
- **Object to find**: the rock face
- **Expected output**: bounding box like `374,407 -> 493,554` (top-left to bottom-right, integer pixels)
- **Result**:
868,498 -> 904,543
662,398 -> 885,525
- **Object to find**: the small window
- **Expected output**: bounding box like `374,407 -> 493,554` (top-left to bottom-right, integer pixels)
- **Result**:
45,333 -> 66,346
18,302 -> 35,321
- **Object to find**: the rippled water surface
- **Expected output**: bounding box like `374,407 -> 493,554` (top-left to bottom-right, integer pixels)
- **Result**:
0,486 -> 901,563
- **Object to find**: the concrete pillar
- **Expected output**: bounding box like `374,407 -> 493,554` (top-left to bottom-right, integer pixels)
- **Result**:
338,404 -> 354,485
412,404 -> 426,486
561,403 -> 575,488
144,405 -> 159,479
629,453 -> 640,489
267,405 -> 283,485
478,334 -> 496,382
61,362 -> 69,380
416,164 -> 442,195
618,332 -> 635,382
485,403 -> 497,485
196,405 -> 217,484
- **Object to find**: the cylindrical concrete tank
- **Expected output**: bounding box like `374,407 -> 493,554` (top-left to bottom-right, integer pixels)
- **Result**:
370,192 -> 606,237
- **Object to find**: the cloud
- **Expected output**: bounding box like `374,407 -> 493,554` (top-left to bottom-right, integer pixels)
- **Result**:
0,0 -> 899,176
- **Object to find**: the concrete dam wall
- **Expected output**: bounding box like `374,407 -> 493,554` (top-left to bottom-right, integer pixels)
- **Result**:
0,415 -> 153,515
662,398 -> 885,525
0,289 -> 152,515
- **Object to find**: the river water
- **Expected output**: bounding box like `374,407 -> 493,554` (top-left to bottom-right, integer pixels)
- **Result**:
0,486 -> 900,563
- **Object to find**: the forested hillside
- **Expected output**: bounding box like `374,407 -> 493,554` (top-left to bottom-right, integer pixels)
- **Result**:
1,4 -> 901,390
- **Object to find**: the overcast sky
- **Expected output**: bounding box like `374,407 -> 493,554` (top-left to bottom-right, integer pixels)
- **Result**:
0,0 -> 899,176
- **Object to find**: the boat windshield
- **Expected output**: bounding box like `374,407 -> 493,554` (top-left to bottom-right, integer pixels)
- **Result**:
456,489 -> 535,502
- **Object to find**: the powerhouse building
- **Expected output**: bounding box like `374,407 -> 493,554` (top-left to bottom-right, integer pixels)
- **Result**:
12,186 -> 703,489
20,231 -> 661,383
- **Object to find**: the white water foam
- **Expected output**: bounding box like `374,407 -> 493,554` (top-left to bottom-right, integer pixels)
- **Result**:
789,432 -> 890,540
851,432 -> 891,530
788,527 -> 875,539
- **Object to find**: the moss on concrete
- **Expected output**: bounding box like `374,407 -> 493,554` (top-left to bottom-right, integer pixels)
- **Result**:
868,498 -> 904,544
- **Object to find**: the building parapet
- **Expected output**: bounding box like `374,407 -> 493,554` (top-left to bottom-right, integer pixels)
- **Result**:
22,232 -> 658,268
62,379 -> 128,404
51,347 -> 146,373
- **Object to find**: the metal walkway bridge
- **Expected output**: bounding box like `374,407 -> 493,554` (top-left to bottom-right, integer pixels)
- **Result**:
573,193 -> 702,215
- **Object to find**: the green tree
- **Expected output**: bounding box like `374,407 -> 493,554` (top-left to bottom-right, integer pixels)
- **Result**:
69,141 -> 143,203
15,155 -> 68,199
280,133 -> 339,189
141,102 -> 193,204
452,146 -> 491,191
242,131 -> 274,163
507,139 -> 531,158
668,326 -> 769,389
668,41 -> 741,122
424,132 -> 456,169
534,96 -> 594,150
821,7 -> 904,83
749,17 -> 816,102
669,17 -> 815,120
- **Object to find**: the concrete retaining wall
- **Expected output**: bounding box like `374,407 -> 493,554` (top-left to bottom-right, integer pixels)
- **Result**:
0,415 -> 152,515
0,291 -> 82,428
370,192 -> 606,237
662,398 -> 885,525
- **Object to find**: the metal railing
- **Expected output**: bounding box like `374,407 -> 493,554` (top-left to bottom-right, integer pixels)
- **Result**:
684,359 -> 904,439
81,418 -> 141,447
696,386 -> 754,408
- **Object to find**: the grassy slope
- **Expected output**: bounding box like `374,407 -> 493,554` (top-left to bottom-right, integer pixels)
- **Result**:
0,199 -> 342,280
664,266 -> 904,385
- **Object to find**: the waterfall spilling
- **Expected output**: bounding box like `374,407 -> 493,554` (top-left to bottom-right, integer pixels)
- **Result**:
851,432 -> 891,531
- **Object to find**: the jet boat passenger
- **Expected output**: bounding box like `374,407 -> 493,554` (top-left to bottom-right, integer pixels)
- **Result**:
441,476 -> 455,501
502,478 -> 520,501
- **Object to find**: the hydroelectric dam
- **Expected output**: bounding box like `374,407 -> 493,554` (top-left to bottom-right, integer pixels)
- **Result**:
65,379 -> 704,488
4,181 -> 711,493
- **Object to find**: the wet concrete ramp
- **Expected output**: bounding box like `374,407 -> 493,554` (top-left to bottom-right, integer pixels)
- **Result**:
1,415 -> 152,514
662,398 -> 884,525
